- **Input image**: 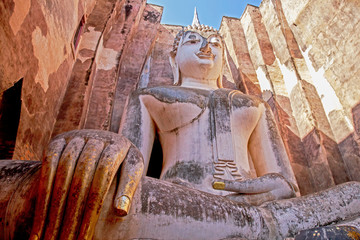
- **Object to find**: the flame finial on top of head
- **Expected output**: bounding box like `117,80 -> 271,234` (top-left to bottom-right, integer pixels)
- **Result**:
192,7 -> 200,27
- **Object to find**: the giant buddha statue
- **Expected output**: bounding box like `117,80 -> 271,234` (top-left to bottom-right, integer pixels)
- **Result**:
1,22 -> 360,240
120,24 -> 299,205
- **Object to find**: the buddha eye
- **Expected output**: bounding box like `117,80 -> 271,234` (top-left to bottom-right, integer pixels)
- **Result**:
183,33 -> 201,45
209,36 -> 222,48
183,39 -> 200,45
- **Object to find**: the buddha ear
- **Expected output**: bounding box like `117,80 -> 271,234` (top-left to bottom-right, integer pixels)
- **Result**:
169,53 -> 181,85
217,74 -> 223,88
216,47 -> 227,88
217,65 -> 224,88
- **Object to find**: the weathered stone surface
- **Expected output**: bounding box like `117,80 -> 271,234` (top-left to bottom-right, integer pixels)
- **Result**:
83,0 -> 147,130
110,4 -> 163,133
0,0 -> 98,160
267,95 -> 314,195
28,129 -> 141,239
2,160 -> 360,239
0,160 -> 41,239
280,0 -> 360,182
338,134 -> 360,182
147,24 -> 183,88
295,225 -> 360,240
52,0 -> 118,137
300,80 -> 348,187
260,0 -> 355,192
220,17 -> 261,96
240,4 -> 316,194
1,0 -> 360,235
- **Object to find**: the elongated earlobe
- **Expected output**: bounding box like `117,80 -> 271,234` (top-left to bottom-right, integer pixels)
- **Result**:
217,75 -> 223,88
217,67 -> 224,88
169,55 -> 181,85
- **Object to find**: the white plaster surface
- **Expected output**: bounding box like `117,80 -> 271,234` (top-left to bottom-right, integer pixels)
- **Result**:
77,27 -> 102,63
31,25 -> 67,91
95,37 -> 119,70
256,67 -> 272,92
277,58 -> 298,96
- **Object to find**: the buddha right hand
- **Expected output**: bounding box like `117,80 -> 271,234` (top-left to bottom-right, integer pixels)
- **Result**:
30,129 -> 144,240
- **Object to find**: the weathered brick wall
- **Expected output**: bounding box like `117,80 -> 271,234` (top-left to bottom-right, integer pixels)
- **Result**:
234,4 -> 319,194
220,17 -> 262,96
53,1 -> 164,136
280,0 -> 360,182
52,0 -> 119,138
221,0 -> 360,193
109,4 -> 163,133
146,24 -> 182,88
0,0 -> 97,160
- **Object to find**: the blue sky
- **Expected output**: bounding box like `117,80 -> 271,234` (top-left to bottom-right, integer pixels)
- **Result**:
147,0 -> 262,29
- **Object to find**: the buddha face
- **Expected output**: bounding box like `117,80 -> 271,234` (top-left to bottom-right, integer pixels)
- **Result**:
171,31 -> 224,86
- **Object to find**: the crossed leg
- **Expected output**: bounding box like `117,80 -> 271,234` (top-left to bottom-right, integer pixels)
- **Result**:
95,176 -> 360,239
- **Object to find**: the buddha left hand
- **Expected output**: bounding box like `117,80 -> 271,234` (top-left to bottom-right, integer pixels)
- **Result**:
213,173 -> 297,205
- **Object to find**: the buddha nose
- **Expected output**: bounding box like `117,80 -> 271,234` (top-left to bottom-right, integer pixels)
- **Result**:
200,40 -> 211,53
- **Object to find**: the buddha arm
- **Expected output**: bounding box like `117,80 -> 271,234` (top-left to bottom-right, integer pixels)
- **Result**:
248,103 -> 297,186
120,90 -> 156,173
113,91 -> 156,216
214,103 -> 299,205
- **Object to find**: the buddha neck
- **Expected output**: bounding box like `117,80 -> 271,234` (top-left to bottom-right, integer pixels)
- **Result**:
180,77 -> 219,90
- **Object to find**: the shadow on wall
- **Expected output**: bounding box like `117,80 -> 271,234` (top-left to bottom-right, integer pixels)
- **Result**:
224,46 -> 245,92
337,101 -> 360,181
0,79 -> 22,160
266,94 -> 315,195
268,85 -> 359,194
147,24 -> 181,88
352,102 -> 360,137
224,45 -> 261,97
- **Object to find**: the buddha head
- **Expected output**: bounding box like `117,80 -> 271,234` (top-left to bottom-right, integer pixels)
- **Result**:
170,24 -> 224,88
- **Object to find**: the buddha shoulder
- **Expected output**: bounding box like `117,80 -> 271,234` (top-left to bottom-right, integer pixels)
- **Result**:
127,87 -> 212,132
128,87 -> 265,111
130,86 -> 210,107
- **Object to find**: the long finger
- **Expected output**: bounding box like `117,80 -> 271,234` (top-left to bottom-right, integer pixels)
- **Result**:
213,177 -> 275,194
43,137 -> 85,240
30,138 -> 66,240
114,144 -> 144,216
226,192 -> 276,206
59,138 -> 104,240
78,138 -> 131,239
